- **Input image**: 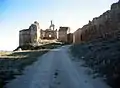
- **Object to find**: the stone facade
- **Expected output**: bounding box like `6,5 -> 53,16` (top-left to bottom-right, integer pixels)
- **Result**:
19,29 -> 30,46
73,28 -> 82,44
67,33 -> 73,44
73,0 -> 120,44
40,20 -> 57,40
58,27 -> 70,43
29,21 -> 40,45
19,20 -> 73,46
19,21 -> 58,46
19,21 -> 40,46
40,29 -> 57,39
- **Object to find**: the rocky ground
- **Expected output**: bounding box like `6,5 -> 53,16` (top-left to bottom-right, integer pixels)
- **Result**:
70,38 -> 120,88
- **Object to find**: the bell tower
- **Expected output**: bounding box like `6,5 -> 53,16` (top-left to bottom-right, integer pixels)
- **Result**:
49,20 -> 55,30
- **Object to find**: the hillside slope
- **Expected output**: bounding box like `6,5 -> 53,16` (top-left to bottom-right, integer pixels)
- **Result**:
70,38 -> 120,88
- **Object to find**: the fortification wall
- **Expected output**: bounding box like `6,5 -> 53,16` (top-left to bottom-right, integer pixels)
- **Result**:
73,0 -> 120,44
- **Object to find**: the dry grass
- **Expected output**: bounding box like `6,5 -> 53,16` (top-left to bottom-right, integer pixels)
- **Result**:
70,38 -> 120,88
0,51 -> 12,56
0,43 -> 64,88
0,50 -> 48,88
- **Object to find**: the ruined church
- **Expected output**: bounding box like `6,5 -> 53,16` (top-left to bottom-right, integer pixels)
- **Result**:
19,20 -> 73,46
19,21 -> 57,46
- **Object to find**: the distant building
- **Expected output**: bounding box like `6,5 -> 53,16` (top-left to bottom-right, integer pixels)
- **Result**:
58,27 -> 70,43
19,21 -> 73,46
40,21 -> 57,40
40,29 -> 57,39
19,21 -> 57,46
19,21 -> 40,46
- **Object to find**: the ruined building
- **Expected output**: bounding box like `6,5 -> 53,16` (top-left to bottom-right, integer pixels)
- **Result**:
67,33 -> 73,44
19,20 -> 73,46
58,27 -> 71,43
19,21 -> 57,46
19,21 -> 40,46
40,21 -> 57,40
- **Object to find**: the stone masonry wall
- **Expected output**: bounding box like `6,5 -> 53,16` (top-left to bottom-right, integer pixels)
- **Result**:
19,21 -> 40,46
73,0 -> 120,43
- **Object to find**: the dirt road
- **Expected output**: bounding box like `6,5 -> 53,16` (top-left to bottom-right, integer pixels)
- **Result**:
6,46 -> 110,88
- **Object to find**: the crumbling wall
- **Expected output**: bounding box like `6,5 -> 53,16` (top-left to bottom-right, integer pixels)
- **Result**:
29,21 -> 40,46
58,27 -> 69,43
73,0 -> 120,43
67,33 -> 73,44
19,29 -> 31,46
73,28 -> 82,44
19,21 -> 40,46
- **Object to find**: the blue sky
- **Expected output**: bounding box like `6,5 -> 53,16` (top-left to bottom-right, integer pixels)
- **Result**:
0,0 -> 118,51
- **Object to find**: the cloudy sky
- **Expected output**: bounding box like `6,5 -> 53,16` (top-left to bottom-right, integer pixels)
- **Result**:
0,0 -> 118,51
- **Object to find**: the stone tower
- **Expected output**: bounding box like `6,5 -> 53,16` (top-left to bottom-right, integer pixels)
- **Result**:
29,21 -> 40,46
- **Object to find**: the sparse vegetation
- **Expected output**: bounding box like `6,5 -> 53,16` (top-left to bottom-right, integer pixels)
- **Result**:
70,38 -> 120,88
15,43 -> 64,50
0,43 -> 64,88
0,50 -> 47,88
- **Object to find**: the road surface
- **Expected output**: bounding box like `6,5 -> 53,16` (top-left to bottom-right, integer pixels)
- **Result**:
5,46 -> 110,88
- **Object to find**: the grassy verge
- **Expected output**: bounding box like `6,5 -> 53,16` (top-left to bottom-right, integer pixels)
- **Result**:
15,43 -> 65,50
70,38 -> 120,88
0,50 -> 48,88
0,43 -> 64,88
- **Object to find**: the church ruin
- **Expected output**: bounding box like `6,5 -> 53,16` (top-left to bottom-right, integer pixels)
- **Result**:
40,21 -> 57,40
19,20 -> 73,46
19,21 -> 57,46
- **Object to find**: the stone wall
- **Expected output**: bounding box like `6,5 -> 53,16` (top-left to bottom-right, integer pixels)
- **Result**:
73,0 -> 120,43
29,21 -> 40,45
58,27 -> 69,43
19,21 -> 58,46
19,21 -> 40,46
19,29 -> 31,46
67,33 -> 73,44
40,29 -> 57,39
73,28 -> 82,44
